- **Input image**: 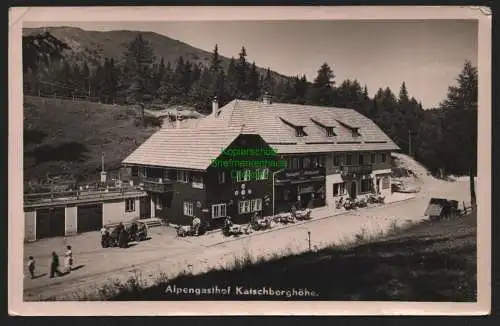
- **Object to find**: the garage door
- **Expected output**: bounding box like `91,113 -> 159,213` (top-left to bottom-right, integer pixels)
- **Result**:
77,203 -> 103,233
36,207 -> 65,239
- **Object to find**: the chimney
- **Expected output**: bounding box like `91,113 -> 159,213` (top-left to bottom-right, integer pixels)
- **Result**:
212,96 -> 219,116
262,92 -> 272,105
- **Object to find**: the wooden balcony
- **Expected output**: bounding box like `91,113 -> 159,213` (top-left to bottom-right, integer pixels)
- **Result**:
141,177 -> 174,193
340,164 -> 373,178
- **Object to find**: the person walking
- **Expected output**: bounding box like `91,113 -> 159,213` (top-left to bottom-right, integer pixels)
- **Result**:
27,256 -> 35,279
64,245 -> 73,274
49,251 -> 61,278
192,216 -> 201,236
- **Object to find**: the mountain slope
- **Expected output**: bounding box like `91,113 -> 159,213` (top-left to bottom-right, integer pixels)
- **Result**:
23,26 -> 288,82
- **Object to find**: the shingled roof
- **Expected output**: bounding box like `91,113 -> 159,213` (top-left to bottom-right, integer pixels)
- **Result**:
198,99 -> 400,153
122,126 -> 256,170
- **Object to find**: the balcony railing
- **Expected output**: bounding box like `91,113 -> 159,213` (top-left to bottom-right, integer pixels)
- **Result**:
340,164 -> 373,177
24,186 -> 145,206
141,177 -> 174,193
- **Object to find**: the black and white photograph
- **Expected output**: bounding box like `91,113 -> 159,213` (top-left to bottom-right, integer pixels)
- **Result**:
9,6 -> 491,315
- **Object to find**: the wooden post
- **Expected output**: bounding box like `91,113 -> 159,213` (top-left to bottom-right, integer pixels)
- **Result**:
307,231 -> 311,251
469,168 -> 476,209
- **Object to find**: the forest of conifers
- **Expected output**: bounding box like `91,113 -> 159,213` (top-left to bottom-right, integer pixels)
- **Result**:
23,33 -> 478,177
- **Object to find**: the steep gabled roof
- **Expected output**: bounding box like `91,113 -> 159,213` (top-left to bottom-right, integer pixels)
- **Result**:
122,126 -> 255,170
197,99 -> 399,153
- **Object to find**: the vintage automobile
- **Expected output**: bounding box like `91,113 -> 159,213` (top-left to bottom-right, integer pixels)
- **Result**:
294,209 -> 312,221
101,220 -> 148,248
424,198 -> 460,221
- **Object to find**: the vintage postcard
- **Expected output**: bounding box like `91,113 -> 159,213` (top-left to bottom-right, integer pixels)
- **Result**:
9,6 -> 491,315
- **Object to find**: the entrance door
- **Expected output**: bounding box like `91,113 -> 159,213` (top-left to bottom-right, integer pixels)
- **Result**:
139,196 -> 151,219
300,192 -> 313,209
350,181 -> 357,199
36,207 -> 65,239
77,204 -> 103,233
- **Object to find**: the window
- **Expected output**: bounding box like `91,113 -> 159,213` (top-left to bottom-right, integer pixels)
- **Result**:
289,157 -> 301,169
238,199 -> 262,214
238,200 -> 251,214
359,154 -> 364,165
131,167 -> 139,177
361,179 -> 373,193
212,204 -> 227,219
333,155 -> 341,166
139,167 -> 146,178
382,176 -> 390,189
251,198 -> 263,212
236,169 -> 252,182
296,127 -> 306,137
218,171 -> 226,184
155,196 -> 162,210
192,174 -> 204,189
303,157 -> 312,169
256,168 -> 269,180
183,201 -> 194,216
177,171 -> 190,183
352,128 -> 361,137
371,153 -> 376,164
125,199 -> 136,212
315,156 -> 325,167
381,153 -> 387,163
326,127 -> 335,137
163,169 -> 170,180
346,154 -> 352,165
333,183 -> 345,196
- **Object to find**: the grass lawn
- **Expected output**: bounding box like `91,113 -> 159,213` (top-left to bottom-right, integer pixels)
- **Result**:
107,211 -> 476,302
23,96 -> 158,183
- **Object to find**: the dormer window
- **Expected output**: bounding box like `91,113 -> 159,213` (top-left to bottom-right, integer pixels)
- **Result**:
352,128 -> 361,137
326,127 -> 335,137
296,127 -> 306,137
310,118 -> 336,137
279,117 -> 307,138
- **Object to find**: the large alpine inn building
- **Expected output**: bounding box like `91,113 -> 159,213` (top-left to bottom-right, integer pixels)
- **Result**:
122,95 -> 399,229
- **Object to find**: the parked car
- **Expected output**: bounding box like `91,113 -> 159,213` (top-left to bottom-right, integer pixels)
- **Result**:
101,220 -> 148,248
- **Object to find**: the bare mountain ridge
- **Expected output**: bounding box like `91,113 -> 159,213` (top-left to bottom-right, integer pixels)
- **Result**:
23,26 -> 289,82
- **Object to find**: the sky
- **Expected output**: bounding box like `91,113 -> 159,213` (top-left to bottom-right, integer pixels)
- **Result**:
25,20 -> 478,109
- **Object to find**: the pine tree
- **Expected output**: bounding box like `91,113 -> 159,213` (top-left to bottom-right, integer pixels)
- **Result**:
440,60 -> 478,206
236,46 -> 250,98
120,33 -> 156,105
225,57 -> 238,100
307,63 -> 336,107
398,81 -> 410,103
261,68 -> 275,95
247,62 -> 261,100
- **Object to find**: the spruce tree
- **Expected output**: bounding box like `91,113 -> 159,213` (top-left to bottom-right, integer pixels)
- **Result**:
307,63 -> 336,107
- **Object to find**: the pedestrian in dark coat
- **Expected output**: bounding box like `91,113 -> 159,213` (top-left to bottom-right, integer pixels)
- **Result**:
119,228 -> 129,248
49,252 -> 61,278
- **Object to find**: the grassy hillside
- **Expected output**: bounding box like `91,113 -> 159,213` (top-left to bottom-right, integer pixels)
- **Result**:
23,95 -> 159,184
109,211 -> 477,302
23,26 -> 288,82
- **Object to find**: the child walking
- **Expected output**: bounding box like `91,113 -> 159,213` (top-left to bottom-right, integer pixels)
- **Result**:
27,256 -> 35,279
64,245 -> 73,273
